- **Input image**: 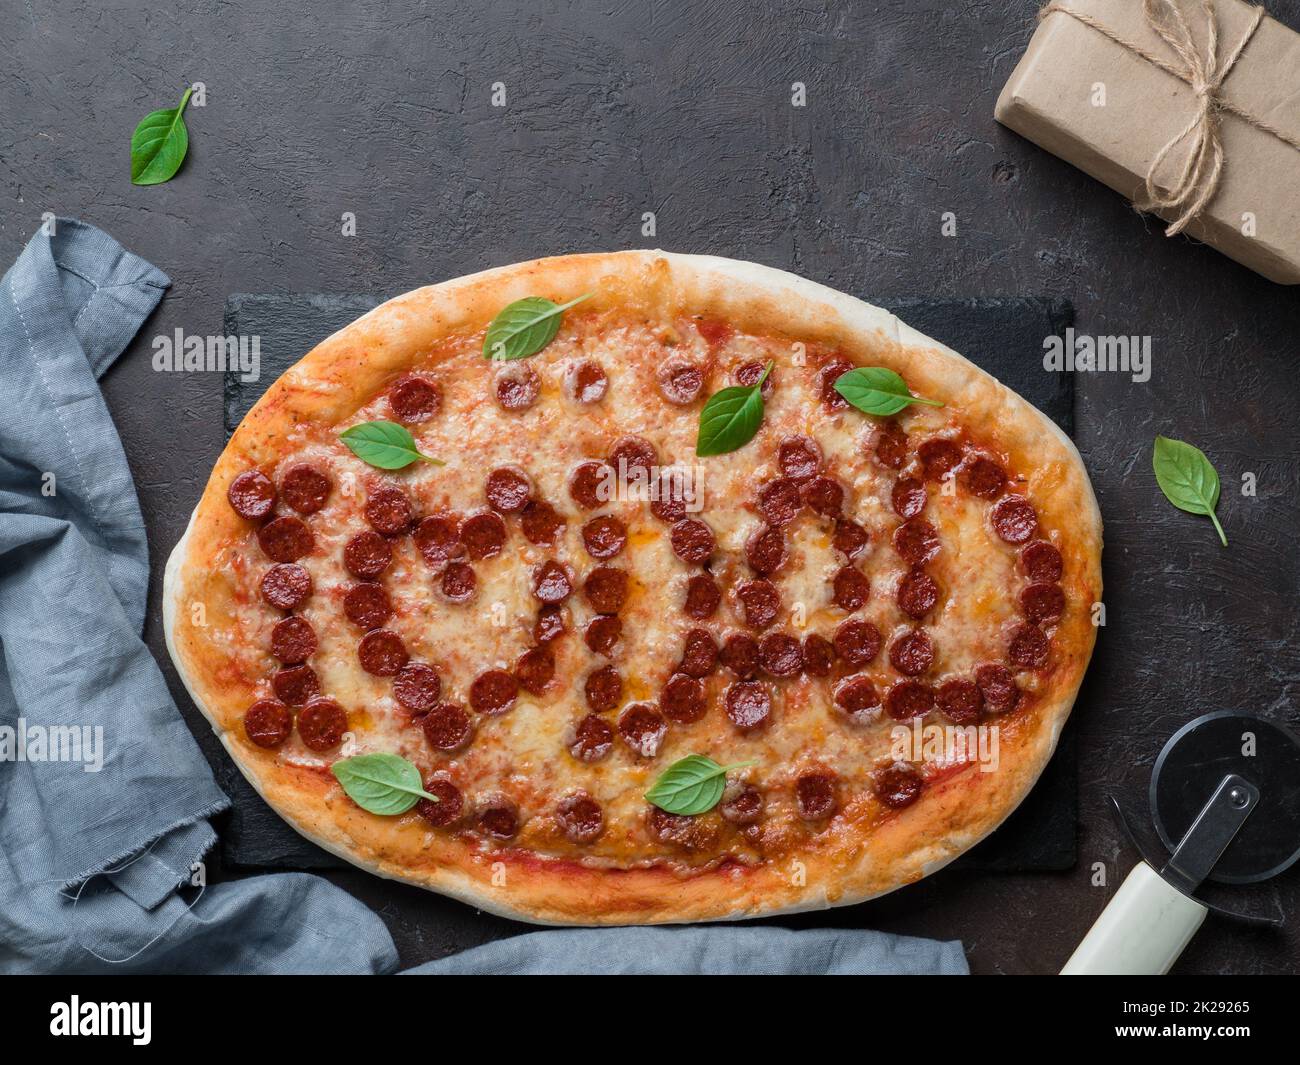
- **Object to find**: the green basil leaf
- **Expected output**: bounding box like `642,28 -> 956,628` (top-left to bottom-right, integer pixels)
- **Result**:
330,753 -> 438,816
483,293 -> 592,361
645,754 -> 755,815
696,361 -> 772,456
834,366 -> 943,416
339,420 -> 443,470
131,86 -> 194,186
1153,435 -> 1227,547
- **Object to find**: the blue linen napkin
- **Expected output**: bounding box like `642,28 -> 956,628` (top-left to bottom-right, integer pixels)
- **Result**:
0,219 -> 396,974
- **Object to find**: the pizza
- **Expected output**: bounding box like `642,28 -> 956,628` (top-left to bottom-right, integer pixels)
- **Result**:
164,251 -> 1101,924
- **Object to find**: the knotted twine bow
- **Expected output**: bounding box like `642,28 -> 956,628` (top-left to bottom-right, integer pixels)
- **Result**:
1039,0 -> 1300,235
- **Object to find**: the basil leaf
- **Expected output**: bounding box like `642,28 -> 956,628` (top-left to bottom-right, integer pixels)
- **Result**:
340,420 -> 443,470
834,366 -> 943,416
131,86 -> 194,186
645,754 -> 755,815
1153,435 -> 1227,547
483,293 -> 592,361
330,753 -> 438,816
696,361 -> 772,456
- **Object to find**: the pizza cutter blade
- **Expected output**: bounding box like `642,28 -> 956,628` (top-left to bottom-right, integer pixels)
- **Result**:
1061,711 -> 1300,975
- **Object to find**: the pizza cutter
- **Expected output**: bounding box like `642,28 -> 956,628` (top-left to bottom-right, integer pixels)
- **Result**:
1061,711 -> 1300,975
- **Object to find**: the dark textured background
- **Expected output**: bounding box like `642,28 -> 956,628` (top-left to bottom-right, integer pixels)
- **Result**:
3,0 -> 1298,974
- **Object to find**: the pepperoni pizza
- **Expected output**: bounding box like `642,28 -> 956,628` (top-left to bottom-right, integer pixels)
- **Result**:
164,252 -> 1101,924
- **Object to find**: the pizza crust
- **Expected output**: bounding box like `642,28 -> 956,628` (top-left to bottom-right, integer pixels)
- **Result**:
164,251 -> 1101,925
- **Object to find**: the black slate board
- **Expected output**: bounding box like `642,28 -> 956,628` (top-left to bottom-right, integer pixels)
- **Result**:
220,292 -> 1076,873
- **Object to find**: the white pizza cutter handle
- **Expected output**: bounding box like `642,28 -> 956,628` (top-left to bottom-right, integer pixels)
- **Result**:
1061,774 -> 1257,976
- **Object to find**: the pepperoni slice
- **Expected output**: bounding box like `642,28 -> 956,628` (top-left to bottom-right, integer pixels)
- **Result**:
735,360 -> 774,395
470,669 -> 518,715
874,423 -> 908,470
832,566 -> 871,611
779,435 -> 822,482
260,563 -> 312,610
421,703 -> 472,752
736,579 -> 780,630
834,675 -> 881,723
272,665 -> 320,706
556,792 -> 603,844
684,573 -> 721,619
228,470 -> 276,520
802,633 -> 836,676
725,681 -> 771,731
582,515 -> 627,559
535,605 -> 567,643
358,629 -> 408,676
495,365 -> 540,411
1021,540 -> 1063,583
796,772 -> 838,820
414,515 -> 463,567
394,663 -> 442,712
584,665 -> 623,712
1008,624 -> 1050,669
343,531 -> 391,579
618,703 -> 667,757
460,511 -> 507,560
670,519 -> 714,564
991,496 -> 1038,544
343,582 -> 391,630
758,478 -> 802,528
649,806 -> 716,849
803,476 -> 844,517
531,560 -> 572,604
891,477 -> 927,520
478,796 -> 520,840
874,763 -> 923,809
679,628 -> 718,678
244,698 -> 292,747
298,697 -> 347,752
281,464 -> 331,515
258,517 -> 314,563
937,679 -> 983,725
817,360 -> 853,411
650,473 -> 688,524
720,633 -> 760,679
608,436 -> 657,480
657,359 -> 704,405
417,778 -> 464,827
897,568 -> 939,620
520,500 -> 565,545
365,486 -> 412,536
720,783 -> 764,825
918,438 -> 962,481
976,664 -> 1021,714
745,526 -> 786,575
441,561 -> 476,603
832,518 -> 870,560
885,680 -> 934,721
516,646 -> 556,695
893,518 -> 940,565
585,614 -> 622,656
569,714 -> 614,762
389,375 -> 441,423
270,616 -> 316,664
485,466 -> 532,513
568,360 -> 609,404
661,673 -> 706,723
569,460 -> 612,510
889,629 -> 934,676
834,619 -> 882,666
583,566 -> 627,614
1021,582 -> 1065,623
758,633 -> 803,678
962,456 -> 1006,499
